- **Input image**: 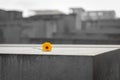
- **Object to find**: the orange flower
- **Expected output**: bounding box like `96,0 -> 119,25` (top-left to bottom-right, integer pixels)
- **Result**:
42,42 -> 52,52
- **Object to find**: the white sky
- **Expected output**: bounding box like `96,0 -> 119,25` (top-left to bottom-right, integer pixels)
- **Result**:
0,0 -> 120,17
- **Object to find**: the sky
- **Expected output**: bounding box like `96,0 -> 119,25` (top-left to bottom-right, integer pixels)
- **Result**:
0,0 -> 120,17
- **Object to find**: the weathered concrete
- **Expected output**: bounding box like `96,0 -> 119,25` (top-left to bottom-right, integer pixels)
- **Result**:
0,45 -> 120,80
94,49 -> 120,80
0,55 -> 93,80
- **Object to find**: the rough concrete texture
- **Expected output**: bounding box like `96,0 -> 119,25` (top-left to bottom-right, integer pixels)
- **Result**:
0,55 -> 93,80
94,49 -> 120,80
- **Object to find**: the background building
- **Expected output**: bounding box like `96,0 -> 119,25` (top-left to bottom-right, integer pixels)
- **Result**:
0,8 -> 120,44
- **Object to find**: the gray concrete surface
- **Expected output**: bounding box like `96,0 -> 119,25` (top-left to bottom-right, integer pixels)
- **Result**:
0,55 -> 93,80
0,44 -> 119,56
0,45 -> 120,80
94,49 -> 120,80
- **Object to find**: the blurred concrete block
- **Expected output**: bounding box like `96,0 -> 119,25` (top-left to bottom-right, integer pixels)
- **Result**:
0,45 -> 119,80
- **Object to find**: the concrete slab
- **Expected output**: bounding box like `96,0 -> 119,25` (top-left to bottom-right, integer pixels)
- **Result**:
0,44 -> 119,56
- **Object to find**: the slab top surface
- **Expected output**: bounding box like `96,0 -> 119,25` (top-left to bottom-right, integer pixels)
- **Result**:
0,44 -> 119,56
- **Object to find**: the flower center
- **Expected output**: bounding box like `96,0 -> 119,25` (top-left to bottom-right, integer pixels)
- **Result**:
46,46 -> 49,49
